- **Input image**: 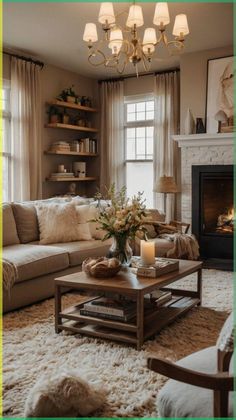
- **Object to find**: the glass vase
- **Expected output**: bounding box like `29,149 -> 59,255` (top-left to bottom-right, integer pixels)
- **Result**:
108,235 -> 133,267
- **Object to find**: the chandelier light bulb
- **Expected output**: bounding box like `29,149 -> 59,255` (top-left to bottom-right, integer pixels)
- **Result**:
108,27 -> 123,54
153,3 -> 170,27
173,14 -> 189,37
98,2 -> 115,25
126,5 -> 144,28
83,23 -> 98,43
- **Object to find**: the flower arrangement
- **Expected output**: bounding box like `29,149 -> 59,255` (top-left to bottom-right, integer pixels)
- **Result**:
92,185 -> 150,265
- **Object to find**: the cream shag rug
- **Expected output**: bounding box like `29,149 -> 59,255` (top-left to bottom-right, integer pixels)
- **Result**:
3,269 -> 233,418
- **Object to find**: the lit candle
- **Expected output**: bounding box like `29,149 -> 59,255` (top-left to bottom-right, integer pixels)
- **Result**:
140,240 -> 155,266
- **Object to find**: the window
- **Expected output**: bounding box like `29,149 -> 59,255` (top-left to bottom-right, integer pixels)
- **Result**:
125,95 -> 154,208
2,80 -> 11,202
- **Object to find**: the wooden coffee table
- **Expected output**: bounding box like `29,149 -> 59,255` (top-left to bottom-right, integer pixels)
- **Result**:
55,260 -> 202,350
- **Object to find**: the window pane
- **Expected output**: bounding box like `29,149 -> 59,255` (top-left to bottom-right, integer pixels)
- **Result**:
146,111 -> 154,120
126,138 -> 135,159
136,127 -> 145,138
127,103 -> 135,113
136,112 -> 145,121
127,112 -> 136,122
126,161 -> 153,208
146,126 -> 154,137
136,138 -> 145,157
127,127 -> 135,138
146,101 -> 154,111
146,137 -> 153,156
137,102 -> 145,112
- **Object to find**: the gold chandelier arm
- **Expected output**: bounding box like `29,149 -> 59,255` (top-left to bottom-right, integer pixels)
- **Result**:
88,49 -> 107,67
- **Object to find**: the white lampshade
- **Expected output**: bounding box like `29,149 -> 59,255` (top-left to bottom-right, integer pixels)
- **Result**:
173,14 -> 189,37
126,5 -> 144,28
98,2 -> 115,25
143,44 -> 155,55
142,28 -> 156,55
153,2 -> 170,27
83,23 -> 98,42
108,27 -> 123,54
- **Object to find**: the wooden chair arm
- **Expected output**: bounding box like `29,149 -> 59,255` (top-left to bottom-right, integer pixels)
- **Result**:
147,357 -> 233,391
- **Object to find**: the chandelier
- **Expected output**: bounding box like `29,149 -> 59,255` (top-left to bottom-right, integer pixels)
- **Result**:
83,2 -> 190,75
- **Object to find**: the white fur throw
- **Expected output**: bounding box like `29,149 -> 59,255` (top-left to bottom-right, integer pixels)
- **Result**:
36,203 -> 92,244
24,371 -> 106,418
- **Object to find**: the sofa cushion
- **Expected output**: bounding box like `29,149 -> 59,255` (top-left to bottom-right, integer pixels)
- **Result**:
11,202 -> 39,243
49,239 -> 112,267
158,346 -> 233,418
148,209 -> 165,222
3,244 -> 69,283
3,203 -> 20,246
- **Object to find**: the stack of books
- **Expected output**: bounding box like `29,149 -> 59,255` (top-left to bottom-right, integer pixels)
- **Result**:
78,138 -> 97,154
150,290 -> 172,307
49,172 -> 75,180
80,297 -> 136,322
131,257 -> 179,278
49,141 -> 70,153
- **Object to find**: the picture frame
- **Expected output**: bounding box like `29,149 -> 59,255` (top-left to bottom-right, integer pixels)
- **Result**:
205,56 -> 233,134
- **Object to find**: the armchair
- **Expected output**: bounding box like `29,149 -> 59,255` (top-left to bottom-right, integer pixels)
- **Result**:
147,312 -> 234,418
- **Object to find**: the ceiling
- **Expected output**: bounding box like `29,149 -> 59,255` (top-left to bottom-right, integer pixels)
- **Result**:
3,2 -> 233,79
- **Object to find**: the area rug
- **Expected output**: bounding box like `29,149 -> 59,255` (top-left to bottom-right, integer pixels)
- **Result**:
3,269 -> 233,418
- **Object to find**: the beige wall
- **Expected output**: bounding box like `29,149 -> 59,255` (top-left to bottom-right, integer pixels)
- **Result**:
180,46 -> 233,133
124,74 -> 154,97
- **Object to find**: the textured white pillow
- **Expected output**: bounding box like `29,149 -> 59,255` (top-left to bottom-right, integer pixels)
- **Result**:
76,205 -> 105,240
36,203 -> 91,244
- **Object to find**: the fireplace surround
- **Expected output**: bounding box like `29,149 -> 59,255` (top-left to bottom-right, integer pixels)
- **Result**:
192,165 -> 233,269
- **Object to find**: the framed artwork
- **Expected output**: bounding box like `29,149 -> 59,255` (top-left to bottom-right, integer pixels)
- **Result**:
206,56 -> 233,134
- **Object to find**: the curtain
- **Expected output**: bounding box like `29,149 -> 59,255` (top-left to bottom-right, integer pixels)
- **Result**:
10,57 -> 42,201
153,71 -> 180,221
100,80 -> 125,193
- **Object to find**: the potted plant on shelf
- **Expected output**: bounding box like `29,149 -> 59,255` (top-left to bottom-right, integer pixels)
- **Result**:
56,85 -> 77,104
62,108 -> 70,125
47,106 -> 61,124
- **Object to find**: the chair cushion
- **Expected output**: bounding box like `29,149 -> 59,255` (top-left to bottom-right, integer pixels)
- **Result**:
11,202 -> 39,243
48,239 -> 112,267
3,203 -> 20,246
158,346 -> 233,418
3,244 -> 69,283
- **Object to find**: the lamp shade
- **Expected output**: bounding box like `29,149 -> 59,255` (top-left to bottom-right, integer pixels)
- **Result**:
126,5 -> 144,28
153,2 -> 170,27
108,27 -> 123,54
154,175 -> 178,193
143,28 -> 157,45
83,23 -> 98,42
98,2 -> 115,25
173,14 -> 189,37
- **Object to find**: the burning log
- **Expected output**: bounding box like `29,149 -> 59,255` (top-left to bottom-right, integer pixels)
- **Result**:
216,207 -> 234,233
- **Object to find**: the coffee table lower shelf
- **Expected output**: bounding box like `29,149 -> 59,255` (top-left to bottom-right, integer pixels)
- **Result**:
57,295 -> 200,347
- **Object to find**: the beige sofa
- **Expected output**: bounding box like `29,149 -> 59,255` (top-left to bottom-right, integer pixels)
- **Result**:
3,201 -> 112,313
3,201 -> 172,313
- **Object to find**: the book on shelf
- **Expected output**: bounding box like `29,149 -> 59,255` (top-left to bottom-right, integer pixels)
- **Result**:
80,308 -> 136,322
131,257 -> 179,278
83,297 -> 136,317
150,290 -> 172,306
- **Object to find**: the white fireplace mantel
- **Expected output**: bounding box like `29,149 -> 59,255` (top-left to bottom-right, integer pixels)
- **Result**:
172,132 -> 233,148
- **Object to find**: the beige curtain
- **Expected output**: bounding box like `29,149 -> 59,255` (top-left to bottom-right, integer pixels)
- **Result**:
153,71 -> 180,221
10,57 -> 42,201
100,80 -> 125,193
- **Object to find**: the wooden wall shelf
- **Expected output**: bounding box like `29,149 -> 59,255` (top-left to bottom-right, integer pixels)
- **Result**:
46,177 -> 97,182
45,123 -> 99,133
46,100 -> 98,113
45,150 -> 98,157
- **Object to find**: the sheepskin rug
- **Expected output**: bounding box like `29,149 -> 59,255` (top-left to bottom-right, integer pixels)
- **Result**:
3,269 -> 232,418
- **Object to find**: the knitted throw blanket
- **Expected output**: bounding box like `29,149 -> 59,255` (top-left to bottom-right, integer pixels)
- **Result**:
159,233 -> 200,260
3,258 -> 18,294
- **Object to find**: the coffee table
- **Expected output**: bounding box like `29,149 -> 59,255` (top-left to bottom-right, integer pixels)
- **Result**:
54,259 -> 202,350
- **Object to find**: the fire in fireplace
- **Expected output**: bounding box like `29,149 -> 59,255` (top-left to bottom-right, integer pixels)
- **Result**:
192,165 -> 233,269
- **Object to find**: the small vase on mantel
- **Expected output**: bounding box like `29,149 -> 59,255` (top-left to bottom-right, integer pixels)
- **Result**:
184,108 -> 195,135
196,118 -> 205,134
108,234 -> 133,267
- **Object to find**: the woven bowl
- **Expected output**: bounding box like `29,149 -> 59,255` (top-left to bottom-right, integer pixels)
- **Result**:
82,257 -> 121,278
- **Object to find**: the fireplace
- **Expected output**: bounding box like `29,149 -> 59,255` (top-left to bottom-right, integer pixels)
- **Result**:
192,165 -> 233,269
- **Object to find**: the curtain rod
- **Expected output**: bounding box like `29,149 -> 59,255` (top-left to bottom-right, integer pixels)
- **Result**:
98,67 -> 180,84
3,50 -> 44,68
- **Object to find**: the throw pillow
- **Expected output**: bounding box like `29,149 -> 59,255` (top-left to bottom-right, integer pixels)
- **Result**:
3,203 -> 20,246
36,203 -> 91,244
12,202 -> 39,243
24,370 -> 106,417
76,204 -> 106,240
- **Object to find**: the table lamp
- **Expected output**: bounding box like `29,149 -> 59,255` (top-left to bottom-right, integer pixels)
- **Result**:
154,175 -> 178,216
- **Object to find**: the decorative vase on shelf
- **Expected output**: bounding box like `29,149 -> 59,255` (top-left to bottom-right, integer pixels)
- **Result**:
108,234 -> 133,267
196,118 -> 205,134
184,108 -> 195,134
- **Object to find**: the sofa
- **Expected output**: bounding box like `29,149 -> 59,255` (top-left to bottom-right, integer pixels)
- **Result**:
3,200 -> 170,313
